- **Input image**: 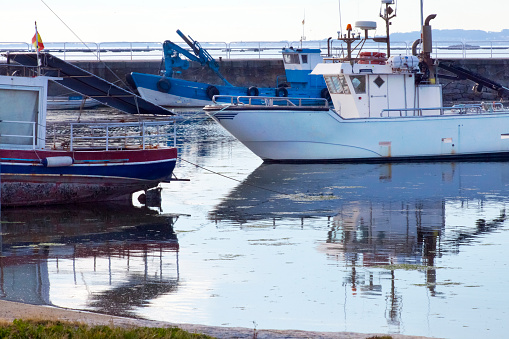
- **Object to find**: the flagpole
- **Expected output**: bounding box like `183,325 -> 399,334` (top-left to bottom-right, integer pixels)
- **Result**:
35,21 -> 41,76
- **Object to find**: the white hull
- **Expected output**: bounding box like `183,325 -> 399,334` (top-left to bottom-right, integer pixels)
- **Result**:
47,98 -> 100,110
207,108 -> 509,161
138,87 -> 211,107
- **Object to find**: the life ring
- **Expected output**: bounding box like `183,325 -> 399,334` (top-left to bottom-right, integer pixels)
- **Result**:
358,51 -> 386,65
275,87 -> 288,97
359,51 -> 386,58
206,85 -> 220,100
247,86 -> 259,96
320,88 -> 331,101
156,78 -> 171,93
358,59 -> 386,65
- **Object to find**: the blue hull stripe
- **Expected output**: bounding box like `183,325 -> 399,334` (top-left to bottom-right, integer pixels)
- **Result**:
1,159 -> 177,181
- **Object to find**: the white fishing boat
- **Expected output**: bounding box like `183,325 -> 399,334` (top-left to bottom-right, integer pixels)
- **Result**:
204,2 -> 509,162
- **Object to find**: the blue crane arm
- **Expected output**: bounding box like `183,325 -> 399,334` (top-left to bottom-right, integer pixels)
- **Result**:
162,30 -> 232,86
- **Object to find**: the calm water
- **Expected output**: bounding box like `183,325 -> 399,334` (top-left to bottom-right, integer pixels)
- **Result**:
1,110 -> 509,338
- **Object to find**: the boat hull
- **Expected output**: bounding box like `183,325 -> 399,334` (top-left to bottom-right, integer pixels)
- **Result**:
130,72 -> 325,107
205,107 -> 509,162
1,148 -> 177,206
138,86 -> 213,107
47,97 -> 101,110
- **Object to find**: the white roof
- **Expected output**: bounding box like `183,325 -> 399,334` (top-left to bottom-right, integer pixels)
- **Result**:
310,63 -> 343,75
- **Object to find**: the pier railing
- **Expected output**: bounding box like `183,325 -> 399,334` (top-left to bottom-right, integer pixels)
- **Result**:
2,40 -> 509,62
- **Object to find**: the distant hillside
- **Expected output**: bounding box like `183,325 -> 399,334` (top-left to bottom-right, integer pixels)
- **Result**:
391,29 -> 509,42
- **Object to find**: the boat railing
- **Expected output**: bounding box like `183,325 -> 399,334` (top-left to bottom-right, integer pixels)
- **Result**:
381,102 -> 506,117
212,95 -> 329,108
47,120 -> 176,151
0,120 -> 38,148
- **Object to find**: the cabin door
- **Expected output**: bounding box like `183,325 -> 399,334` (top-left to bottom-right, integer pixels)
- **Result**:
368,75 -> 389,117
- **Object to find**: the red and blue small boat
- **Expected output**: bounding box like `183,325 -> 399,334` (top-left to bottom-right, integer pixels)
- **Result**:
0,74 -> 178,206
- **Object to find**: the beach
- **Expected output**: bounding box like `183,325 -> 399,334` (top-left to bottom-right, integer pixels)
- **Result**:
0,300 -> 437,339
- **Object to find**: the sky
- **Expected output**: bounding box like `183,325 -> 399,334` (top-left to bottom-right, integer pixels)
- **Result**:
3,0 -> 507,44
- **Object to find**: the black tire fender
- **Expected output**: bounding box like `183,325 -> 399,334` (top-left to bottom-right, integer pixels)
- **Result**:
156,78 -> 171,93
247,86 -> 259,96
320,88 -> 331,101
206,85 -> 220,100
275,87 -> 288,97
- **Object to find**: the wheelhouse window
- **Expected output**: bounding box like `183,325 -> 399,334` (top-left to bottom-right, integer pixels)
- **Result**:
324,75 -> 350,94
283,53 -> 300,64
301,55 -> 308,64
0,88 -> 39,145
349,75 -> 366,94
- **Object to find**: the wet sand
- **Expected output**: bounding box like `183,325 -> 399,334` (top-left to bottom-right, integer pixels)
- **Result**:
0,300 -> 438,339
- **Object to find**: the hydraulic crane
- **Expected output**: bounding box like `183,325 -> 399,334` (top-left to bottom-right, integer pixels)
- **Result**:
162,29 -> 232,86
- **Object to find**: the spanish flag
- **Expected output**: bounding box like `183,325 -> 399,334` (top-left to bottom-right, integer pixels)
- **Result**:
32,22 -> 44,51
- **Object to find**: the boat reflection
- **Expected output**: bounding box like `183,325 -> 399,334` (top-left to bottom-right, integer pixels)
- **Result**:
211,162 -> 509,327
0,203 -> 179,318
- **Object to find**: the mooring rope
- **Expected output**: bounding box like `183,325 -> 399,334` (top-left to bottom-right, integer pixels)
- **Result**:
173,102 -> 233,126
40,0 -> 129,88
177,157 -> 288,195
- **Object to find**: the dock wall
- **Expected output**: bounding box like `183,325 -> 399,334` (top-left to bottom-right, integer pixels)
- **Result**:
54,58 -> 509,103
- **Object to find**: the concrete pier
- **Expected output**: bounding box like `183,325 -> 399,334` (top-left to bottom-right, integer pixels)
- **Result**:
52,58 -> 509,103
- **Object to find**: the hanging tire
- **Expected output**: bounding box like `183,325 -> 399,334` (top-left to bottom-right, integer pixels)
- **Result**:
206,85 -> 220,100
156,78 -> 171,93
275,87 -> 288,97
247,86 -> 259,96
321,88 -> 331,101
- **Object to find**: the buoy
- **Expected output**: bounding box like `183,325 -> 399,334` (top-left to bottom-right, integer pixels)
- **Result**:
41,156 -> 74,167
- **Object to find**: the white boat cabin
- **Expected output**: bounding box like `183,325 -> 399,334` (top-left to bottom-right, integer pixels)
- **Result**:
312,55 -> 443,119
0,75 -> 49,150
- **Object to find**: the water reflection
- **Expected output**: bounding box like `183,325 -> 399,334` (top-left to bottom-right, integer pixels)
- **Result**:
210,162 -> 509,331
0,203 -> 179,318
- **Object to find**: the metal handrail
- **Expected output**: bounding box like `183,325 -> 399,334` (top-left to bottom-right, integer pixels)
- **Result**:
212,95 -> 329,107
0,120 -> 39,148
380,104 -> 507,117
65,120 -> 176,151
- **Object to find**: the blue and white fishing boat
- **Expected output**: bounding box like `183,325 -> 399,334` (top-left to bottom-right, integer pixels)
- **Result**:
204,3 -> 509,162
127,30 -> 330,107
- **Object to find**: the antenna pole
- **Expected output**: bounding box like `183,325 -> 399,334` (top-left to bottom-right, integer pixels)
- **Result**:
380,1 -> 396,57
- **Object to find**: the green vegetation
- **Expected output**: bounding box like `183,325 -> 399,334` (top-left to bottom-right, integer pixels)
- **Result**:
0,319 -> 214,339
